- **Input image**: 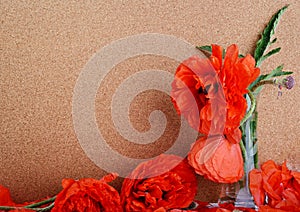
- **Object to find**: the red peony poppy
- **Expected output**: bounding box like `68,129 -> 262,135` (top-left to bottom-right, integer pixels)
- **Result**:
216,45 -> 259,136
171,54 -> 226,136
120,154 -> 197,212
249,160 -> 300,211
52,173 -> 122,212
171,44 -> 260,142
188,135 -> 244,183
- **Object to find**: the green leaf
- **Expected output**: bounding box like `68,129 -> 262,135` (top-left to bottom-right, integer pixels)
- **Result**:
256,47 -> 281,66
254,5 -> 288,66
262,64 -> 293,79
271,38 -> 277,44
196,45 -> 212,52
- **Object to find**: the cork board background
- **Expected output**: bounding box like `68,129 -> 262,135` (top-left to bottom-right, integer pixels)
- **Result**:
1,0 -> 299,203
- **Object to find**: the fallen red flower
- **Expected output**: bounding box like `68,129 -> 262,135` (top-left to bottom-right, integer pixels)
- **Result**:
249,160 -> 300,211
52,173 -> 122,212
121,154 -> 197,211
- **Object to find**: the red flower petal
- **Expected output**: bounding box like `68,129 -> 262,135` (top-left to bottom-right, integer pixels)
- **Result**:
249,169 -> 265,206
211,44 -> 223,71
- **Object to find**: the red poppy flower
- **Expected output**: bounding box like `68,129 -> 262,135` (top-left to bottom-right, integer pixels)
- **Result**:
121,154 -> 197,212
52,173 -> 122,212
171,55 -> 226,136
188,135 -> 244,183
216,45 -> 259,135
171,44 -> 260,142
249,160 -> 300,211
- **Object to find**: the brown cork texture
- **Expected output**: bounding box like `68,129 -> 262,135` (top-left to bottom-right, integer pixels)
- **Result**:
1,0 -> 299,203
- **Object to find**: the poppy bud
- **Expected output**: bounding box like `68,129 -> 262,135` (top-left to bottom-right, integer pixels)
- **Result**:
283,76 -> 295,90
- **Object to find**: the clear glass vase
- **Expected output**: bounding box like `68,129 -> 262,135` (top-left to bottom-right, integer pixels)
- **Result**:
218,182 -> 240,205
218,177 -> 256,208
235,176 -> 256,208
219,94 -> 258,209
235,110 -> 257,208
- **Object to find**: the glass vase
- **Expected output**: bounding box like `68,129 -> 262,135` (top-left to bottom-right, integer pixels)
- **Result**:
219,94 -> 258,209
218,182 -> 240,205
235,109 -> 257,208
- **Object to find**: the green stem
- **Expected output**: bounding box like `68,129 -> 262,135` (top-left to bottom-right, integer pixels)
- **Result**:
239,139 -> 247,161
254,151 -> 259,169
240,91 -> 256,126
31,202 -> 55,211
0,206 -> 19,210
250,79 -> 274,92
24,196 -> 56,208
0,196 -> 56,211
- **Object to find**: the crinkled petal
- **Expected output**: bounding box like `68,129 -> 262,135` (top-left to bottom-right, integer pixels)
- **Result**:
249,169 -> 265,206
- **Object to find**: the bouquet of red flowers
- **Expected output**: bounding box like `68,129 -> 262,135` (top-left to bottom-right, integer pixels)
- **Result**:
170,5 -> 298,211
